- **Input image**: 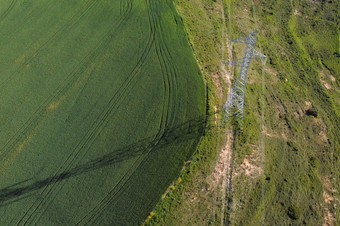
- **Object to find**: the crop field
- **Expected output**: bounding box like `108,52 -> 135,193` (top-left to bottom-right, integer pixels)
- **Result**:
0,0 -> 206,225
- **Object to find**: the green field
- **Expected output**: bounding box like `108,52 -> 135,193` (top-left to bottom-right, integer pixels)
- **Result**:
0,0 -> 206,225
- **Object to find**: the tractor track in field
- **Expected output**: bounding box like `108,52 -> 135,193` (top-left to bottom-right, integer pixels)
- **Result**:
0,0 -> 133,165
0,0 -> 206,224
15,2 -> 164,225
0,0 -> 18,24
75,1 -> 180,223
0,116 -> 205,220
1,0 -> 95,47
89,0 -> 181,220
120,0 -> 132,16
153,0 -> 178,127
0,0 -> 135,163
0,0 -> 99,91
5,1 -> 62,37
75,0 -> 165,223
76,116 -> 204,224
154,30 -> 174,125
15,3 -> 138,225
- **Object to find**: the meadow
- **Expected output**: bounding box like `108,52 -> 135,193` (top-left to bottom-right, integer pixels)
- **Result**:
0,0 -> 206,225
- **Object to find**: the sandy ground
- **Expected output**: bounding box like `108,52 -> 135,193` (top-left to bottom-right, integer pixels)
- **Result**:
323,175 -> 337,226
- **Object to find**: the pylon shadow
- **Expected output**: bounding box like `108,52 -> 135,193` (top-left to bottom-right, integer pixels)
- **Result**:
0,116 -> 207,207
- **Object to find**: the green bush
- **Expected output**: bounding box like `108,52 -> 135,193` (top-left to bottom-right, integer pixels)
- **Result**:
287,205 -> 302,220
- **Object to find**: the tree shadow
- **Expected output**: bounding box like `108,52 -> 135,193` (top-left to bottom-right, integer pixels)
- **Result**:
0,116 -> 208,207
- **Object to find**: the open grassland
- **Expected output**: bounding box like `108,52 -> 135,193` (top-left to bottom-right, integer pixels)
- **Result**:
147,0 -> 339,225
229,0 -> 339,224
0,0 -> 206,225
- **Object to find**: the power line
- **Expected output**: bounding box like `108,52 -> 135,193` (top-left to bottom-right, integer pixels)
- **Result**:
221,30 -> 266,128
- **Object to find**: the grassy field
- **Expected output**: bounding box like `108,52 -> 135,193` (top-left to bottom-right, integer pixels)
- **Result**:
0,0 -> 206,225
229,0 -> 339,224
146,0 -> 339,225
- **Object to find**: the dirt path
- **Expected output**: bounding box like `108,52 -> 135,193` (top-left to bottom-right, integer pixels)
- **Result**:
220,131 -> 234,225
208,0 -> 236,224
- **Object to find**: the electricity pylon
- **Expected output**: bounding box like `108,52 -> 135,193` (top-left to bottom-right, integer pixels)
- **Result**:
222,30 -> 266,128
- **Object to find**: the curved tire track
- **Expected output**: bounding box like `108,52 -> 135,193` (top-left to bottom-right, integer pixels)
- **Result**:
15,2 -> 158,225
0,0 -> 18,24
0,0 -> 132,164
75,0 -> 181,224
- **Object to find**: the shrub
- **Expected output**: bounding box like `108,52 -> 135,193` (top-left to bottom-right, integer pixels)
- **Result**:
287,205 -> 302,220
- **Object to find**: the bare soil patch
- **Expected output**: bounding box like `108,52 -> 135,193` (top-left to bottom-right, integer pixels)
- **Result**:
240,149 -> 263,178
322,175 -> 338,226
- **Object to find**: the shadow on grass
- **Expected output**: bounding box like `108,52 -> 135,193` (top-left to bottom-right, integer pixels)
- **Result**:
0,116 -> 208,207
